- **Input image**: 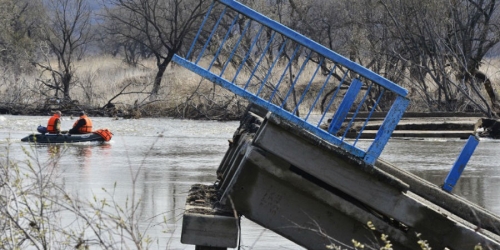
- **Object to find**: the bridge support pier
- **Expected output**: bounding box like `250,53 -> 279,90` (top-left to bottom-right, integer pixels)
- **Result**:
181,184 -> 239,249
181,109 -> 500,249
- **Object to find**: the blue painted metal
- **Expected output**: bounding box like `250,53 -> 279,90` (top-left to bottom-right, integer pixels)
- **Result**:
174,54 -> 368,157
231,24 -> 262,82
243,32 -> 278,90
294,57 -> 324,115
317,70 -> 346,127
172,0 -> 413,165
220,19 -> 252,77
208,13 -> 239,71
195,6 -> 227,64
342,83 -> 373,141
327,79 -> 363,134
186,1 -> 215,59
264,42 -> 297,100
217,0 -> 408,97
282,50 -> 313,109
305,62 -> 334,123
354,88 -> 385,146
259,41 -> 294,97
363,96 -> 409,165
442,135 -> 479,192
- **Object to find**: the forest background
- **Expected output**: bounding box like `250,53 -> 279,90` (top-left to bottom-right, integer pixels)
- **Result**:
2,0 -> 500,120
1,1 -> 500,249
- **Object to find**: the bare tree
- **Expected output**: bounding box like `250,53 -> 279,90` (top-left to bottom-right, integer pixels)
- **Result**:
0,0 -> 44,106
447,0 -> 500,116
103,0 -> 209,100
97,12 -> 149,67
378,0 -> 500,116
36,0 -> 92,102
290,0 -> 500,116
0,0 -> 42,74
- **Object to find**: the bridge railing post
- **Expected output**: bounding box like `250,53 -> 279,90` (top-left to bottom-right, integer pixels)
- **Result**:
364,96 -> 409,165
442,135 -> 479,192
328,79 -> 363,135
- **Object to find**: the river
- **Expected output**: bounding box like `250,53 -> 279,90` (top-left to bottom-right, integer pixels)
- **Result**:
1,115 -> 499,249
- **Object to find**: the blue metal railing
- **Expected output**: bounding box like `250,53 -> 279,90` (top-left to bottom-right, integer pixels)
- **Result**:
172,0 -> 410,165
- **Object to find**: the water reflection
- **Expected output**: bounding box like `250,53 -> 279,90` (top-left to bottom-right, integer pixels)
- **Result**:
379,138 -> 500,215
48,144 -> 63,156
3,116 -> 500,249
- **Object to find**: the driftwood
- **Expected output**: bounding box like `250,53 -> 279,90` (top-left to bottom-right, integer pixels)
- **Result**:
0,100 -> 244,120
475,118 -> 500,139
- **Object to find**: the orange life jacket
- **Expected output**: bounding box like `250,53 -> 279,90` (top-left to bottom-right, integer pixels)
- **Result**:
47,114 -> 61,133
93,129 -> 113,141
73,115 -> 93,133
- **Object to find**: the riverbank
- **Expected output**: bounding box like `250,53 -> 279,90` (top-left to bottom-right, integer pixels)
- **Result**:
0,103 -> 142,119
0,100 -> 245,120
1,103 -> 494,139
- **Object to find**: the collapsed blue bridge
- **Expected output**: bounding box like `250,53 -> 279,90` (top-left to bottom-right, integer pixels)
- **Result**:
172,0 -> 409,166
175,1 -> 500,249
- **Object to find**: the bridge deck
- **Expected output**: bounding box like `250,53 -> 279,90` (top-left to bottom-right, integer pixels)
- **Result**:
173,0 -> 409,165
181,108 -> 500,249
174,1 -> 496,249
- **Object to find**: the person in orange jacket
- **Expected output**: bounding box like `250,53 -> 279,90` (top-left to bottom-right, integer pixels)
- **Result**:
46,110 -> 62,134
69,111 -> 93,134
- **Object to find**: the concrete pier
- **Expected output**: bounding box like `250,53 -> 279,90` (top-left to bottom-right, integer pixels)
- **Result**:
170,0 -> 499,248
181,108 -> 500,249
181,184 -> 239,249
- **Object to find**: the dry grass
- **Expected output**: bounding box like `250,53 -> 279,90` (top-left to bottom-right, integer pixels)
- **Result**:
480,57 -> 500,84
71,56 -> 156,107
75,57 -> 245,119
71,57 -> 225,111
2,55 -> 500,117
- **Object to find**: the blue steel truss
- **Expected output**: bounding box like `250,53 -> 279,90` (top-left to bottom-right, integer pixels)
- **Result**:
172,0 -> 410,165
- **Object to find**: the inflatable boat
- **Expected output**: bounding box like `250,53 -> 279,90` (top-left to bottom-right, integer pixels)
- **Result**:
21,129 -> 113,144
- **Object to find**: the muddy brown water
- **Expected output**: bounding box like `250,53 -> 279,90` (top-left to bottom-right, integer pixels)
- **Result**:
1,115 -> 499,249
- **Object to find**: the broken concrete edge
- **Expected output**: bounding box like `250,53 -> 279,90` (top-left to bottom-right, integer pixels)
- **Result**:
181,212 -> 239,248
181,184 -> 240,248
226,144 -> 499,249
263,110 -> 500,237
226,106 -> 265,148
222,145 -> 418,249
263,111 -> 410,193
184,184 -> 235,216
376,158 -> 500,237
